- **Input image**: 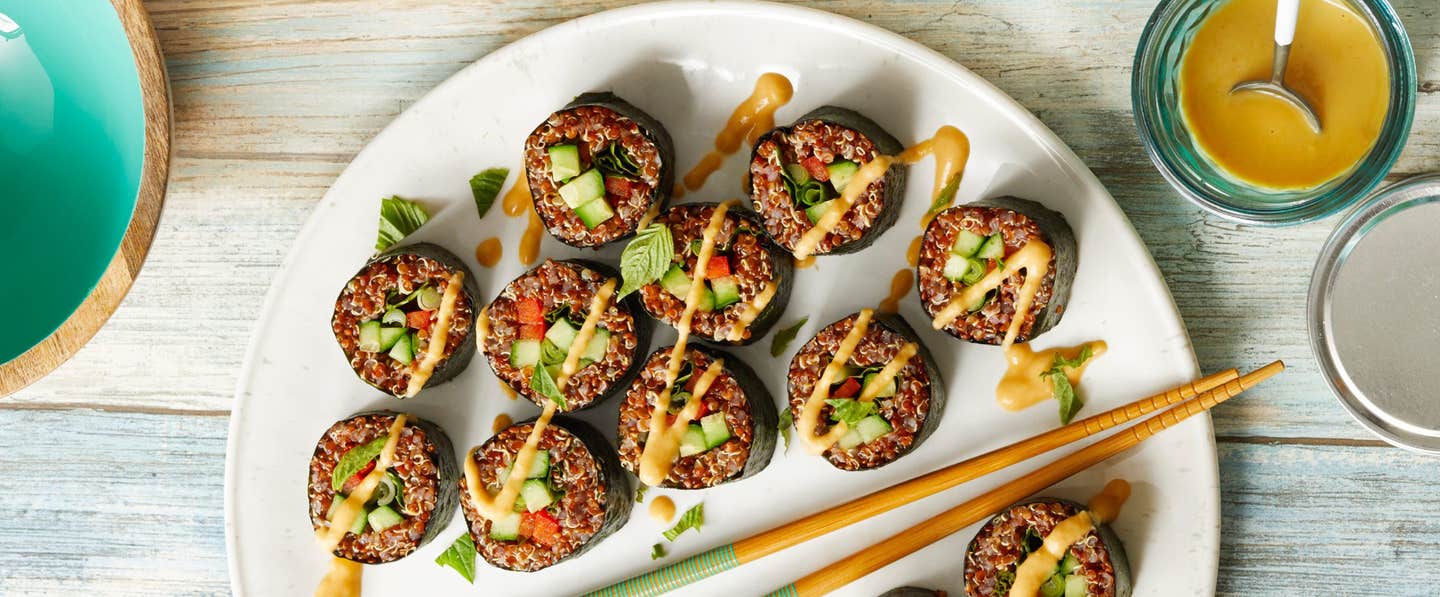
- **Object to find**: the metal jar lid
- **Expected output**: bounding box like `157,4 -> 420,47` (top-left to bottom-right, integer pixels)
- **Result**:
1309,173 -> 1440,453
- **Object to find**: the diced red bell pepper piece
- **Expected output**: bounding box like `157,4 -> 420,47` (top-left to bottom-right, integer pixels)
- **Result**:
520,323 -> 547,341
604,176 -> 635,198
522,511 -> 561,545
802,157 -> 830,182
693,399 -> 710,418
407,309 -> 433,331
343,459 -> 377,494
833,377 -> 861,398
705,256 -> 731,279
517,297 -> 544,324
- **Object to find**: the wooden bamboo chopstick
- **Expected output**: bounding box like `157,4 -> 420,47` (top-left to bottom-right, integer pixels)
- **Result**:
770,360 -> 1284,597
582,367 -> 1245,597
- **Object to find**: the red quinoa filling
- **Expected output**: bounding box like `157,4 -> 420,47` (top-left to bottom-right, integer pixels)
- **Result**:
307,414 -> 442,564
332,253 -> 473,396
750,119 -> 887,254
616,347 -> 756,489
524,105 -> 662,246
917,206 -> 1056,344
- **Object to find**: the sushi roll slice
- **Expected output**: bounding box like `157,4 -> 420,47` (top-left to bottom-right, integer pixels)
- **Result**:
787,310 -> 945,471
523,92 -> 675,248
307,411 -> 459,564
617,344 -> 778,489
636,203 -> 793,346
964,497 -> 1131,597
917,197 -> 1077,345
878,589 -> 946,597
460,417 -> 632,572
478,259 -> 649,411
747,106 -> 907,257
331,243 -> 479,398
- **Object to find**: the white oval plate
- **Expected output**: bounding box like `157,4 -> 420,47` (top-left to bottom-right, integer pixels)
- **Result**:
225,2 -> 1218,595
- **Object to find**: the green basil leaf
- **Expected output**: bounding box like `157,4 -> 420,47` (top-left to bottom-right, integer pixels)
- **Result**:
434,533 -> 477,584
617,224 -> 674,299
531,363 -> 567,410
662,502 -> 704,541
1051,344 -> 1095,371
596,144 -> 643,178
469,168 -> 509,220
634,484 -> 647,504
777,408 -> 793,453
1054,372 -> 1082,425
994,569 -> 1016,595
650,543 -> 667,560
375,196 -> 430,252
825,398 -> 877,426
929,173 -> 962,214
386,470 -> 407,512
330,436 -> 389,492
769,317 -> 808,357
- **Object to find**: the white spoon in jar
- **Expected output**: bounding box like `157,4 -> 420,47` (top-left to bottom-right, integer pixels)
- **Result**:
1230,0 -> 1321,133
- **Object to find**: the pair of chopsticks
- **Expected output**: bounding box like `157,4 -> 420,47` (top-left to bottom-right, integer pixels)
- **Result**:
583,360 -> 1284,597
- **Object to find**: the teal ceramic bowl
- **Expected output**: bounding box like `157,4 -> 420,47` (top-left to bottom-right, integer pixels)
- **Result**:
1132,0 -> 1416,226
0,1 -> 145,364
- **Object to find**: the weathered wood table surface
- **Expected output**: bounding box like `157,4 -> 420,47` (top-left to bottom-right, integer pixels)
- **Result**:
2,0 -> 1436,594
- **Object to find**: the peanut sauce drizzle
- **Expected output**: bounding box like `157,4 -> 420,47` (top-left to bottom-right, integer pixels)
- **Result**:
314,415 -> 409,597
680,73 -> 794,193
402,272 -> 465,397
502,178 -> 543,266
877,269 -> 913,314
794,308 -> 917,454
1007,480 -> 1131,597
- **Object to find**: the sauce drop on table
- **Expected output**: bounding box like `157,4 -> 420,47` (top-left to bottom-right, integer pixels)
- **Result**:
491,413 -> 512,434
648,495 -> 676,523
473,237 -> 503,268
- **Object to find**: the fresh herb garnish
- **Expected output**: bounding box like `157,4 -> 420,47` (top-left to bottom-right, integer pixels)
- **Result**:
617,224 -> 674,299
672,360 -> 694,390
929,173 -> 962,214
1040,345 -> 1095,424
825,399 -> 877,426
531,364 -> 567,410
663,503 -> 704,541
386,285 -> 430,309
1023,527 -> 1045,555
650,543 -> 667,560
375,196 -> 429,252
595,144 -> 643,178
469,168 -> 509,220
434,533 -> 476,583
382,470 -> 407,511
994,569 -> 1016,595
769,317 -> 809,357
777,408 -> 794,453
540,339 -> 569,366
330,436 -> 389,491
635,484 -> 648,503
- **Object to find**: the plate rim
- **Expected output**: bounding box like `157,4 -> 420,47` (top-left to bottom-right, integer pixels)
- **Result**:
224,1 -> 1217,593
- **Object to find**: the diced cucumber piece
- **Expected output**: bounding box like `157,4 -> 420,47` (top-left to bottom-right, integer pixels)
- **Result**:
699,412 -> 731,449
804,199 -> 836,224
526,451 -> 550,479
489,512 -> 522,540
510,339 -> 541,368
695,287 -> 716,312
581,329 -> 610,363
861,373 -> 897,397
574,197 -> 615,229
943,255 -> 974,282
710,276 -> 741,309
378,326 -> 407,351
1039,574 -> 1066,597
512,492 -> 528,513
548,144 -> 581,181
784,163 -> 811,184
1064,574 -> 1088,597
382,308 -> 406,326
951,230 -> 986,257
358,321 -> 383,352
388,333 -> 414,365
559,169 -> 605,208
837,428 -> 864,450
678,425 -> 708,457
544,318 -> 579,350
520,479 -> 554,513
855,415 -> 893,443
660,264 -> 691,298
976,233 -> 1005,259
349,505 -> 371,535
416,285 -> 442,310
367,505 -> 403,532
1060,552 -> 1080,574
826,160 -> 859,192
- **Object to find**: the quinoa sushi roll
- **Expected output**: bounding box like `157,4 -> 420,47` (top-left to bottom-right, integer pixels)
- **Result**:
636,203 -> 793,345
879,589 -> 946,597
331,243 -> 479,398
460,417 -> 632,572
747,106 -> 907,258
787,309 -> 945,471
917,197 -> 1077,345
478,259 -> 649,411
307,411 -> 459,564
617,344 -> 778,489
523,92 -> 675,248
963,496 -> 1132,597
